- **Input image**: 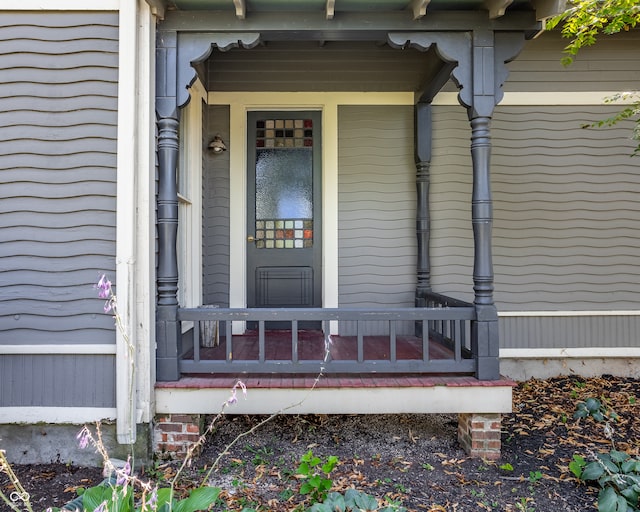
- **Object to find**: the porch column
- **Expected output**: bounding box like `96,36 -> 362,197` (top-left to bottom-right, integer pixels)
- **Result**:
468,113 -> 499,380
156,113 -> 181,381
156,28 -> 181,381
466,30 -> 526,380
414,102 -> 432,306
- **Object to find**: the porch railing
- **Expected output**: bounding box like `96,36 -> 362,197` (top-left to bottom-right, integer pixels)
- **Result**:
176,292 -> 476,375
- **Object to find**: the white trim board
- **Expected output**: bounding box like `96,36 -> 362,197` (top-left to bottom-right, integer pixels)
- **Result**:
156,385 -> 513,415
433,91 -> 636,106
499,310 -> 640,317
0,344 -> 116,355
0,407 -> 117,424
0,1 -> 119,8
500,347 -> 640,359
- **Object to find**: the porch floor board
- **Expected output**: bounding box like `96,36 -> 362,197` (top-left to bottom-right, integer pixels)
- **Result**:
157,373 -> 515,390
189,329 -> 456,362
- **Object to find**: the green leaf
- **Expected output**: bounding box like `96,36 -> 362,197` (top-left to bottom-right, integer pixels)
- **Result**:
499,463 -> 514,471
620,487 -> 639,507
353,491 -> 379,511
173,486 -> 221,512
569,457 -> 585,478
156,488 -> 174,509
610,451 -> 630,464
585,398 -> 602,412
308,504 -> 333,512
82,485 -> 114,511
598,487 -> 625,512
320,492 -> 346,512
582,462 -> 605,481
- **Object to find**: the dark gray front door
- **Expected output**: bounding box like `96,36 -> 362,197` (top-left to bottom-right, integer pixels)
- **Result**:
246,111 -> 322,323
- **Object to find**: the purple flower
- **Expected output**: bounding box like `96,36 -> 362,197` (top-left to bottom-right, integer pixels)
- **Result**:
116,457 -> 131,486
95,274 -> 112,299
76,427 -> 91,450
148,488 -> 158,508
94,501 -> 107,512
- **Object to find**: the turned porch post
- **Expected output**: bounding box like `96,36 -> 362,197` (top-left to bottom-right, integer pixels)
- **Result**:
415,102 -> 432,306
156,28 -> 182,381
466,30 -> 526,380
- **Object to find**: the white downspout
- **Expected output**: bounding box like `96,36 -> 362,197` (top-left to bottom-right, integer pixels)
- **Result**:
116,0 -> 139,445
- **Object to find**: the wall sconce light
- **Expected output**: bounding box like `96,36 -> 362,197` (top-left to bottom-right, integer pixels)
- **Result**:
208,135 -> 227,153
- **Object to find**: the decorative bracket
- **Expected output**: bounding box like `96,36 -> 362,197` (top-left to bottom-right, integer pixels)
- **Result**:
156,31 -> 261,117
388,32 -> 472,108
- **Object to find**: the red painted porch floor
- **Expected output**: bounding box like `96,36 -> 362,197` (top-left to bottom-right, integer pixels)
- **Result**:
157,373 -> 516,389
159,329 -> 516,390
188,329 -> 455,361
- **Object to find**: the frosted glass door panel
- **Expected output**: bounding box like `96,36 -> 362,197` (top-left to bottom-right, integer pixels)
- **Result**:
255,148 -> 313,220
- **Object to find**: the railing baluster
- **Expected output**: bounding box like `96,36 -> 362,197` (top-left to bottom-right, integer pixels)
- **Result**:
389,320 -> 397,362
193,321 -> 201,362
259,320 -> 265,362
357,320 -> 364,363
226,321 -> 233,362
292,320 -> 299,362
423,320 -> 430,362
455,320 -> 462,361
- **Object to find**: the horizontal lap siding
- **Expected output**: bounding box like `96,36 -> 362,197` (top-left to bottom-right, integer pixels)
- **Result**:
338,106 -> 416,335
430,104 -> 640,349
506,30 -> 640,92
0,12 -> 118,406
203,105 -> 230,306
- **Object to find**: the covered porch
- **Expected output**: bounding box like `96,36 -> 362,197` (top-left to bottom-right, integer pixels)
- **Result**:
151,2 -> 564,456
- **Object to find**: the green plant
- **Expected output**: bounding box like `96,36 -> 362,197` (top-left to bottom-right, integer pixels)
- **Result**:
499,462 -> 514,471
574,397 -> 619,423
307,489 -> 407,512
246,445 -> 274,466
296,450 -> 339,504
572,449 -> 640,512
528,470 -> 543,484
514,496 -> 535,512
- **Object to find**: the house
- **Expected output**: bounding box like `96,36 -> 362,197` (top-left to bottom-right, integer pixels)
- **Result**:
1,0 -> 639,465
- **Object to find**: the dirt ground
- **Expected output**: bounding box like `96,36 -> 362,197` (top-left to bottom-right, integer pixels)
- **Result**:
2,375 -> 639,511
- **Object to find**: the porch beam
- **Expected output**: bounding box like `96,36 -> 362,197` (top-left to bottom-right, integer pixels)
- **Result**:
159,10 -> 541,36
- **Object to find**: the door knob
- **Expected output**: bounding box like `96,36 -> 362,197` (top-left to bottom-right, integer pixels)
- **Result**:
247,235 -> 255,242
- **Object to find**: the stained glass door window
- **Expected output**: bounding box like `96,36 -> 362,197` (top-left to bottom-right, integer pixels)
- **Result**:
254,118 -> 314,249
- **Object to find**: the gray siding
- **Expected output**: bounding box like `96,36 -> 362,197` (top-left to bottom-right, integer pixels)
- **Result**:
430,105 -> 640,348
338,105 -> 416,334
500,315 -> 640,350
203,105 -> 230,306
0,12 -> 118,407
506,30 -> 640,92
0,355 -> 115,407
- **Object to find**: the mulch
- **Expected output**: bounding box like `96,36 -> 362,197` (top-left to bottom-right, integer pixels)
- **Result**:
1,375 -> 638,511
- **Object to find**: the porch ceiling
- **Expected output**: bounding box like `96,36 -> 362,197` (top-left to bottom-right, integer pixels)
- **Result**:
203,41 -> 450,94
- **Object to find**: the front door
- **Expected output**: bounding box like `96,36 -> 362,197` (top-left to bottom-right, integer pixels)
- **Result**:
246,111 -> 322,326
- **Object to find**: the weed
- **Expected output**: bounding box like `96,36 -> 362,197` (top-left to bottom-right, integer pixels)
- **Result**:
515,496 -> 535,512
246,445 -> 274,466
422,463 -> 435,471
499,462 -> 514,471
574,397 -> 619,423
295,450 -> 339,504
528,470 -> 543,484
